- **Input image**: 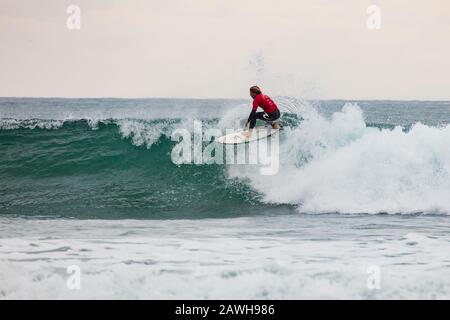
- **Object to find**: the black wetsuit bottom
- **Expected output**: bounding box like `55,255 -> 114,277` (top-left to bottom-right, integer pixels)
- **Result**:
249,109 -> 280,129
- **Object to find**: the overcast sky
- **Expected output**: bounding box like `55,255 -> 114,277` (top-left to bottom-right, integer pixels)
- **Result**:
1,0 -> 449,99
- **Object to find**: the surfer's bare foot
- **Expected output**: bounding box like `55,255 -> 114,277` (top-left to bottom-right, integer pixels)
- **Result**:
243,130 -> 252,138
272,123 -> 280,129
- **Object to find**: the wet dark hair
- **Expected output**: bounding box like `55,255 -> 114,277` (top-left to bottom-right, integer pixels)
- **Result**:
249,86 -> 262,95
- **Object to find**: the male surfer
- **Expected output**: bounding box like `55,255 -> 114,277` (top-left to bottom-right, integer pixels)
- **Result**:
245,86 -> 281,133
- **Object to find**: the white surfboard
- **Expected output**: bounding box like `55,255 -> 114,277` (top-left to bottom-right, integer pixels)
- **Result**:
216,126 -> 279,145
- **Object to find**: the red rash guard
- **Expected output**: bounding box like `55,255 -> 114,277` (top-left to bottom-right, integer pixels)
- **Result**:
252,94 -> 278,113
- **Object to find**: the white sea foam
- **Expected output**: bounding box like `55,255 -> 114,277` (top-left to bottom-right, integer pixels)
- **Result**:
1,216 -> 450,299
117,120 -> 171,149
0,119 -> 65,130
226,102 -> 450,214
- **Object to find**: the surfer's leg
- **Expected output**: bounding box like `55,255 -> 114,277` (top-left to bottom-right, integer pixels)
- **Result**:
249,112 -> 266,129
262,109 -> 280,129
271,109 -> 281,129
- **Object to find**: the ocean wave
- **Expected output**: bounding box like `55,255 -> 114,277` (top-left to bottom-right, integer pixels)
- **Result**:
228,103 -> 450,214
1,99 -> 449,216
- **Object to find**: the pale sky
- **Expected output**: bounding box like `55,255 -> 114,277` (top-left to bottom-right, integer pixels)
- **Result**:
1,0 -> 449,99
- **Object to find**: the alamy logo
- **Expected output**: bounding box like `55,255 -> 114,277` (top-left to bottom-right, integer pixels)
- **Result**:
366,5 -> 381,30
366,265 -> 381,290
66,5 -> 82,30
66,265 -> 81,290
170,121 -> 280,175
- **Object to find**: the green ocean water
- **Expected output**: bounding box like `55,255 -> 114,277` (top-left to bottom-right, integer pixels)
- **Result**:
1,98 -> 449,218
0,120 -> 278,218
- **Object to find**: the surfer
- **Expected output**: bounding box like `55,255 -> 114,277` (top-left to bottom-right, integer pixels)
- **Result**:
245,86 -> 281,132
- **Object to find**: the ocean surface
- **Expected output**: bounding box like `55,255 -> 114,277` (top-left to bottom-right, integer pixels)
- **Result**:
1,97 -> 450,299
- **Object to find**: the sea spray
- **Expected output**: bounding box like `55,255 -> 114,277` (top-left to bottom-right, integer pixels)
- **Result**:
228,103 -> 450,214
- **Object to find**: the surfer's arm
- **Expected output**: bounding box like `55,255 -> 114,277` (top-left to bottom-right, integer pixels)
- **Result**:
246,109 -> 257,128
245,98 -> 260,128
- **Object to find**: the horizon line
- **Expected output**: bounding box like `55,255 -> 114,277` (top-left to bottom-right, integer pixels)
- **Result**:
1,96 -> 450,103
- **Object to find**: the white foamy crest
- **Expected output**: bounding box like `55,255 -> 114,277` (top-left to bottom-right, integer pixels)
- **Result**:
117,120 -> 171,149
0,119 -> 65,130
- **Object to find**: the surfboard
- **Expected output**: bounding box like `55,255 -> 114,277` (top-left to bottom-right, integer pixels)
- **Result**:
216,126 -> 279,145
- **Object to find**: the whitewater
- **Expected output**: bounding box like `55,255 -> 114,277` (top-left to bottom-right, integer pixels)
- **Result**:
1,97 -> 450,299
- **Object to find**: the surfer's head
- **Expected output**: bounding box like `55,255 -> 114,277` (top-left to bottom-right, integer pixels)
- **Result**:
249,86 -> 262,98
